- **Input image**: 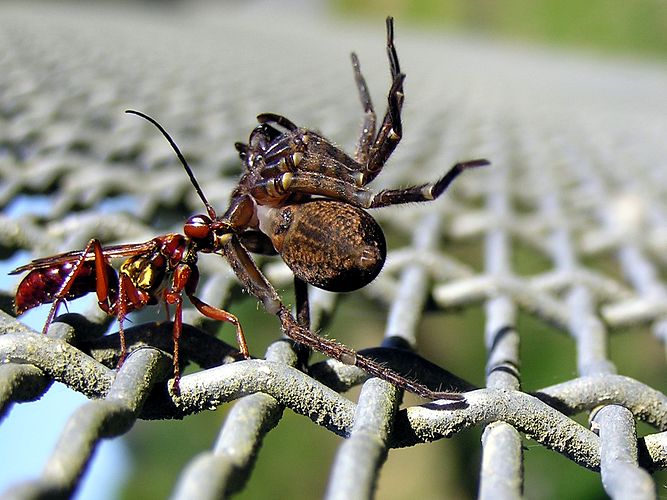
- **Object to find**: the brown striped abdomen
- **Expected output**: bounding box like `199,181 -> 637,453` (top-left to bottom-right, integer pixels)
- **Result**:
266,200 -> 386,292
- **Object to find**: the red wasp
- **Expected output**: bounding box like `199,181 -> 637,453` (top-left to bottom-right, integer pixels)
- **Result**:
10,177 -> 250,390
12,18 -> 487,399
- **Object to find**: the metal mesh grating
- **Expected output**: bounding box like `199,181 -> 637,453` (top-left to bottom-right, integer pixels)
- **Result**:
1,2 -> 667,498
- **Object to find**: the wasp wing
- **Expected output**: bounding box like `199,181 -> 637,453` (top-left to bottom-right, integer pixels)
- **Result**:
9,240 -> 159,275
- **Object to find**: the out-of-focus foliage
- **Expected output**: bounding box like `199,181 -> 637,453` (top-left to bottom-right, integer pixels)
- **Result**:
333,0 -> 667,56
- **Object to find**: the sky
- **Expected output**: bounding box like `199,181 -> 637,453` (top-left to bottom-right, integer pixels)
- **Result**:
0,196 -> 131,500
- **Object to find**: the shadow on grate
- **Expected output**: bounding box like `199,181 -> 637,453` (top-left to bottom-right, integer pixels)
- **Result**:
2,2 -> 667,499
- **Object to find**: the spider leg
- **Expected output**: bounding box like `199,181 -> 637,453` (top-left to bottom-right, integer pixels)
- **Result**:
257,113 -> 298,132
247,123 -> 285,155
294,276 -> 310,328
224,228 -> 311,363
362,17 -> 405,185
385,16 -> 401,77
250,158 -> 489,209
259,132 -> 363,185
221,235 -> 462,400
235,142 -> 249,163
221,235 -> 283,315
350,52 -> 376,166
292,276 -> 313,369
250,171 -> 372,206
369,159 -> 490,208
259,135 -> 307,177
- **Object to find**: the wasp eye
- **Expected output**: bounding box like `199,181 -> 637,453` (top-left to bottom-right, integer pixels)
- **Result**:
184,214 -> 212,240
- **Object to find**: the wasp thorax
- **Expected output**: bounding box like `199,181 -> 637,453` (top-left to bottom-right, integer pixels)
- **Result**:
120,253 -> 167,292
259,200 -> 386,292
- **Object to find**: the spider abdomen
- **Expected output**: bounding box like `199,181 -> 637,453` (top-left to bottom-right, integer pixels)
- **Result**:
260,200 -> 386,292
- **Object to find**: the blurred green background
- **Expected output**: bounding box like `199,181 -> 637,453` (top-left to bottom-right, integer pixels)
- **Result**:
120,1 -> 667,499
333,0 -> 667,56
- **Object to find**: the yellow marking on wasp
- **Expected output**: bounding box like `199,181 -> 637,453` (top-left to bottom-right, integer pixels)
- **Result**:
216,233 -> 233,246
388,128 -> 400,140
120,258 -> 156,289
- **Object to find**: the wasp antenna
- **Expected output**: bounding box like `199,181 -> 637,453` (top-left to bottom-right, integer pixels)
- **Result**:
125,109 -> 217,220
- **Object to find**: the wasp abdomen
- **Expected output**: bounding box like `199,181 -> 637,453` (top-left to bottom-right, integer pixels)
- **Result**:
14,261 -> 118,315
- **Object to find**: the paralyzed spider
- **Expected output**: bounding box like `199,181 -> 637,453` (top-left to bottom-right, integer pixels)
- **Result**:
12,17 -> 487,399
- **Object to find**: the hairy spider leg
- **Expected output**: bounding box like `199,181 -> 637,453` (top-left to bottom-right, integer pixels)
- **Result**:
243,16 -> 403,193
256,113 -> 298,131
350,51 -> 376,167
369,159 -> 491,207
250,123 -> 368,189
236,113 -> 318,352
364,74 -> 405,182
251,17 -> 402,189
291,275 -> 313,369
249,122 -> 285,152
219,234 -> 463,401
348,14 -> 403,168
363,17 -> 405,185
293,276 -> 311,329
248,159 -> 489,210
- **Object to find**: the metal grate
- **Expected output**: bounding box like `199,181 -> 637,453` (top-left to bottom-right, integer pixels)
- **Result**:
1,2 -> 667,498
